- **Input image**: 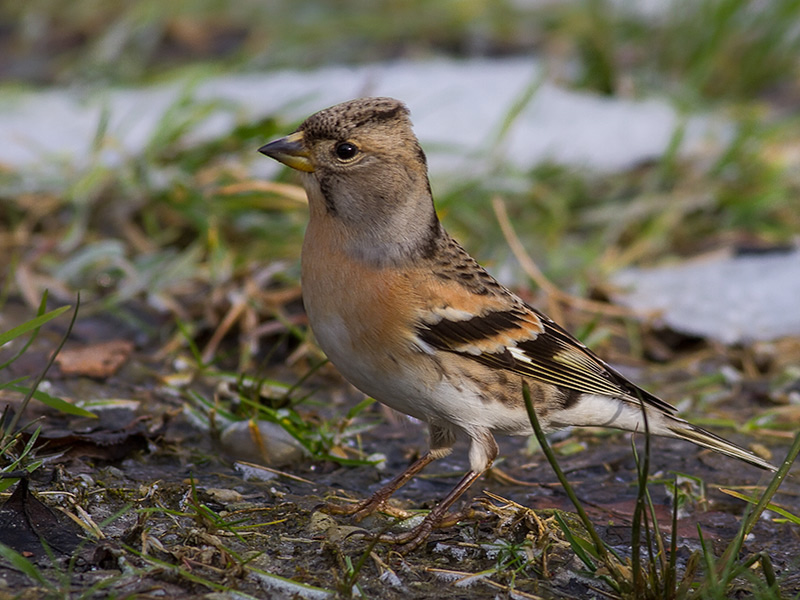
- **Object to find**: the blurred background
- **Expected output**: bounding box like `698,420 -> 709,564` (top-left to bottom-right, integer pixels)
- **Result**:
1,2 -> 799,596
1,0 -> 799,405
2,0 -> 799,335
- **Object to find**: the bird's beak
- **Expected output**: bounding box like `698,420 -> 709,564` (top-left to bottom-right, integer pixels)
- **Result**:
258,131 -> 314,172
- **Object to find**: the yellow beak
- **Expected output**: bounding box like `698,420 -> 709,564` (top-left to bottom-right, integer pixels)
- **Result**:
258,131 -> 314,172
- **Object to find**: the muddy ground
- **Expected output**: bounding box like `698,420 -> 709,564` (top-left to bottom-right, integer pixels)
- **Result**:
1,298 -> 799,599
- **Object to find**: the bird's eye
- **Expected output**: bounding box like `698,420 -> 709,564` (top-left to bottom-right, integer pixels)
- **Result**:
334,141 -> 359,161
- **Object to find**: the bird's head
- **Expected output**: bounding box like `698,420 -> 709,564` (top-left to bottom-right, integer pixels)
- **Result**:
259,97 -> 440,263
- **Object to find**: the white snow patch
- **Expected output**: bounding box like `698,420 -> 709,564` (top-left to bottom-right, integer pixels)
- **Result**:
0,58 -> 727,189
613,247 -> 800,344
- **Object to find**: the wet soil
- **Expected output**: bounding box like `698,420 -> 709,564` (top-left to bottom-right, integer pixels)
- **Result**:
1,299 -> 798,599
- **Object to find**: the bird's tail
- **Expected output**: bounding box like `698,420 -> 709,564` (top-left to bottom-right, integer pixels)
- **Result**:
554,392 -> 777,471
665,418 -> 777,472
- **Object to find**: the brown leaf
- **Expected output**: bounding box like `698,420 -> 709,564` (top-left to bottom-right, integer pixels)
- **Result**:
55,340 -> 134,378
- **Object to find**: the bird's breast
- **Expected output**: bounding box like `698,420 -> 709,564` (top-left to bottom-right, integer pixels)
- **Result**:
300,217 -> 429,402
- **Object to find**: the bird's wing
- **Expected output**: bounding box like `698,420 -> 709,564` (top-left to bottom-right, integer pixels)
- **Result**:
416,299 -> 677,416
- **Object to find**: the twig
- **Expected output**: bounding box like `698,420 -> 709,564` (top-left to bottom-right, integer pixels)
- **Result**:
492,196 -> 639,321
218,181 -> 307,204
201,292 -> 249,365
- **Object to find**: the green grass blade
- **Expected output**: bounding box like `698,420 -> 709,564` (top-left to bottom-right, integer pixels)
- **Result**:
4,293 -> 83,436
719,488 -> 800,526
553,511 -> 597,571
7,385 -> 96,418
0,293 -> 71,373
0,376 -> 29,392
718,431 -> 800,569
522,381 -> 626,587
697,524 -> 722,596
0,542 -> 50,587
346,396 -> 376,420
667,475 -> 680,596
0,304 -> 70,347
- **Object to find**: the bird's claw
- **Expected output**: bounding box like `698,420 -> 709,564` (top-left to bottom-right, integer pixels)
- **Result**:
322,496 -> 413,521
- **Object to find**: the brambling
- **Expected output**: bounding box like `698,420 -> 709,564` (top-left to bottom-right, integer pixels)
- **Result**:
259,97 -> 776,551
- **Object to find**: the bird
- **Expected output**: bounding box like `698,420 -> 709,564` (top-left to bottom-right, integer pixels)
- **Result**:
258,97 -> 776,552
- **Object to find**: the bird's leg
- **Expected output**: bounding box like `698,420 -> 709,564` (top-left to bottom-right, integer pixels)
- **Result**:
378,466 -> 486,553
324,451 -> 439,520
324,424 -> 455,521
378,429 -> 498,552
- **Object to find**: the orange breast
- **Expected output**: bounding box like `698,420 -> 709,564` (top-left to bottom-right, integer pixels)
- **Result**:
300,216 -> 420,382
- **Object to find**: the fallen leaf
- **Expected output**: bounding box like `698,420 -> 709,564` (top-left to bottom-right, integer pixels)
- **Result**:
0,478 -> 82,558
19,416 -> 159,462
55,340 -> 134,378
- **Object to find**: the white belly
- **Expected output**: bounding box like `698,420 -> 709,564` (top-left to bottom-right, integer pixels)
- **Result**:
312,309 -> 529,434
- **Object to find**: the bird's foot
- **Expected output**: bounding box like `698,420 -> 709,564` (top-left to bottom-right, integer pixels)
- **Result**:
323,494 -> 413,521
370,507 -> 474,554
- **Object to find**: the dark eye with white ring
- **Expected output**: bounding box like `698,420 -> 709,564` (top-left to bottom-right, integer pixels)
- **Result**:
334,141 -> 359,161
